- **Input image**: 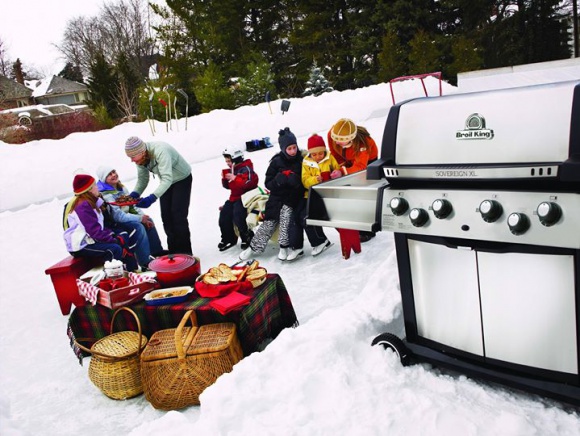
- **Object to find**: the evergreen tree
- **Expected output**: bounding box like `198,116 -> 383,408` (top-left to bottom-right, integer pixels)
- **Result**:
86,53 -> 121,120
193,62 -> 235,112
235,56 -> 275,107
290,0 -> 357,91
377,27 -> 408,81
58,62 -> 84,83
448,35 -> 483,82
166,64 -> 201,119
521,0 -> 571,63
244,0 -> 296,95
151,0 -> 573,101
302,61 -> 334,96
408,29 -> 443,75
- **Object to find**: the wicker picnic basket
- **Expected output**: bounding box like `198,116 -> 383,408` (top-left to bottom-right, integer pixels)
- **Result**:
140,310 -> 243,410
74,307 -> 148,400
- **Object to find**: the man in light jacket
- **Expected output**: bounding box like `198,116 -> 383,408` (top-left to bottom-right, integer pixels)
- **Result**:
125,136 -> 193,255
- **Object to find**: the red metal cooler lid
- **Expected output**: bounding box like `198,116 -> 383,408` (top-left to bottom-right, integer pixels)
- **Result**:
148,254 -> 197,273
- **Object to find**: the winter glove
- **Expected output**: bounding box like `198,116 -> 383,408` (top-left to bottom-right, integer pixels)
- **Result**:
115,231 -> 130,248
274,172 -> 288,186
286,172 -> 300,187
128,191 -> 140,199
282,170 -> 293,177
330,169 -> 343,179
115,231 -> 135,259
136,194 -> 157,208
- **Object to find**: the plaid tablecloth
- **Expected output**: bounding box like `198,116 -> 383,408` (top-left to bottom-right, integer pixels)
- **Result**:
67,274 -> 299,363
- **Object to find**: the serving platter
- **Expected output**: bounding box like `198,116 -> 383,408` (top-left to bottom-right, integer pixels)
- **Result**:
143,286 -> 194,306
110,200 -> 140,206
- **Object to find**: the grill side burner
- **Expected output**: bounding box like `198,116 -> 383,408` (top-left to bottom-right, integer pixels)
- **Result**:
307,80 -> 580,404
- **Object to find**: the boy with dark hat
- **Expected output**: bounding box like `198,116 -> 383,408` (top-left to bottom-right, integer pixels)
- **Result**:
239,127 -> 305,261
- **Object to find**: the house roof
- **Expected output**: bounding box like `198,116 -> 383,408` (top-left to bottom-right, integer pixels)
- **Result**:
0,75 -> 33,100
28,75 -> 87,98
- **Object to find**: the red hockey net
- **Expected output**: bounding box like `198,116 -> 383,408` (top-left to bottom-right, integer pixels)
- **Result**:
389,71 -> 442,105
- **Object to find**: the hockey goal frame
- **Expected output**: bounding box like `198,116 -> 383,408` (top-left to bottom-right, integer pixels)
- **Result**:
389,71 -> 442,105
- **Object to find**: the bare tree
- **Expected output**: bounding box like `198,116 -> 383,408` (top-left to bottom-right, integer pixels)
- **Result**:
0,36 -> 12,77
59,16 -> 107,76
113,80 -> 138,120
57,0 -> 157,79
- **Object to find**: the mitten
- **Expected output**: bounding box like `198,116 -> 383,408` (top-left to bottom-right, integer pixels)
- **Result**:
128,191 -> 140,199
287,172 -> 301,187
115,231 -> 135,259
136,194 -> 157,208
115,231 -> 130,248
274,172 -> 287,186
282,170 -> 293,176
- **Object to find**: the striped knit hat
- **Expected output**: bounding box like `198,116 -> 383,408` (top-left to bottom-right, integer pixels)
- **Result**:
330,118 -> 357,143
125,136 -> 147,157
73,174 -> 95,195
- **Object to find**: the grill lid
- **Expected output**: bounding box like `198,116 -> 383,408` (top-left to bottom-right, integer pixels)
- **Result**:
369,80 -> 580,183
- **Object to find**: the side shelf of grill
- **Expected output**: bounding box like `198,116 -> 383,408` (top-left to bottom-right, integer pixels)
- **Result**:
306,171 -> 389,232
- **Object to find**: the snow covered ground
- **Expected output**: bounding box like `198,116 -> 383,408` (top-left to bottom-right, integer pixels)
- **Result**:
1,78 -> 579,435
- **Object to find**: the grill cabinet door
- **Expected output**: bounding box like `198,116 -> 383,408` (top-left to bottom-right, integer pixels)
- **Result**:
408,240 -> 483,355
478,252 -> 578,374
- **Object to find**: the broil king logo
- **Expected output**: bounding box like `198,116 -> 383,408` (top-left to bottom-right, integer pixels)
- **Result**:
456,113 -> 494,140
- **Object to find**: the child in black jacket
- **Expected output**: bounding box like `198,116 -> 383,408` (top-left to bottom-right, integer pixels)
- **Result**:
239,127 -> 304,261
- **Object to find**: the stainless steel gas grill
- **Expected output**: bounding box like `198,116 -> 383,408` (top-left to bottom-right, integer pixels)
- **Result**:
307,80 -> 580,404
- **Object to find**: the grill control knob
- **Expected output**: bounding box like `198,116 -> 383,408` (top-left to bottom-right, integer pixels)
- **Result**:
410,208 -> 429,227
508,213 -> 530,235
432,199 -> 452,219
479,199 -> 503,223
389,197 -> 409,216
537,202 -> 562,227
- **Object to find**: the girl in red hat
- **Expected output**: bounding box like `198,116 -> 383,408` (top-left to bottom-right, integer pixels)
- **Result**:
288,133 -> 342,260
63,174 -> 138,271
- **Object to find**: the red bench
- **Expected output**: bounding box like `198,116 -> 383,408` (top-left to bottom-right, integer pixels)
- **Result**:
45,256 -> 103,315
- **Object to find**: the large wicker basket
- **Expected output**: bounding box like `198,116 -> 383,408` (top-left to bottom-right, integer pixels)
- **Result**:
75,307 -> 148,400
140,310 -> 243,410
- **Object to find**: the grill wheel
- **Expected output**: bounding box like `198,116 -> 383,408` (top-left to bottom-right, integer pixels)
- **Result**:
371,332 -> 411,366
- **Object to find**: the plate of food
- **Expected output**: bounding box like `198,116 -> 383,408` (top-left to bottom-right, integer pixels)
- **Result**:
143,286 -> 194,306
195,261 -> 267,297
110,194 -> 140,206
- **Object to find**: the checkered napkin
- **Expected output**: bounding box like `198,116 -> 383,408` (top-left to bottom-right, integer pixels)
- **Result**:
128,272 -> 157,285
77,272 -> 157,305
76,279 -> 101,305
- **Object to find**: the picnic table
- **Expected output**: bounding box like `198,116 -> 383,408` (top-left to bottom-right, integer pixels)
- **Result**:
67,274 -> 298,362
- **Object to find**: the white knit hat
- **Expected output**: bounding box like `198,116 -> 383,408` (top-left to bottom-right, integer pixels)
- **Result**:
96,165 -> 115,183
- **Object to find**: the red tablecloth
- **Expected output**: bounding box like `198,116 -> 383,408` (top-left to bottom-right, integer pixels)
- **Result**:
67,274 -> 298,362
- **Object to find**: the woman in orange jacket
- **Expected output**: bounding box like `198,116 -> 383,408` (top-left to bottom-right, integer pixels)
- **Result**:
327,118 -> 379,252
327,118 -> 378,176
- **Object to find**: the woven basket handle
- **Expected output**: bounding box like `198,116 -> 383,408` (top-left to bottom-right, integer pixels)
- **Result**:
73,337 -> 137,361
73,308 -> 145,361
175,310 -> 198,360
111,306 -> 145,354
74,337 -> 98,355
